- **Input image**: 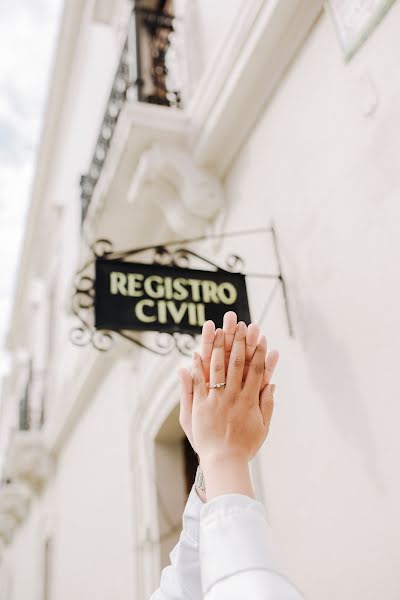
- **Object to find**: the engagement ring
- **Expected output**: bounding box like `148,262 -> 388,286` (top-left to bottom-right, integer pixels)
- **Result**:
208,382 -> 227,389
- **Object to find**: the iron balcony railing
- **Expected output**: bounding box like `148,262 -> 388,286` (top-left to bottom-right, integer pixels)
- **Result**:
80,1 -> 182,225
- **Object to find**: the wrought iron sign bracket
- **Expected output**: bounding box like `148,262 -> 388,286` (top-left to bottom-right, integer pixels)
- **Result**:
70,227 -> 293,356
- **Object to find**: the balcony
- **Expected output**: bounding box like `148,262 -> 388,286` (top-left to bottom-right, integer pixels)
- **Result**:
80,0 -> 182,225
2,362 -> 53,496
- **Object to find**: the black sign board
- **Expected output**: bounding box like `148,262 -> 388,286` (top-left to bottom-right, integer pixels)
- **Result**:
95,258 -> 251,334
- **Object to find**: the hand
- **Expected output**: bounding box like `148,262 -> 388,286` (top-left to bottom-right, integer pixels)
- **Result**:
191,323 -> 275,465
179,312 -> 279,455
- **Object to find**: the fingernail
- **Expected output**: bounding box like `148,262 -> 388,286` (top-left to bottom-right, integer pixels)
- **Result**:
259,335 -> 267,349
270,384 -> 276,395
236,321 -> 246,333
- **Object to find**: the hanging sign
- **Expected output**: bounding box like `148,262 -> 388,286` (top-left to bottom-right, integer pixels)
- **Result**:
95,258 -> 250,334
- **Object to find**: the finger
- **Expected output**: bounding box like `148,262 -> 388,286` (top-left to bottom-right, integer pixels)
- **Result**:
260,383 -> 275,427
209,328 -> 225,388
179,367 -> 193,427
226,321 -> 247,395
192,352 -> 207,402
243,335 -> 267,401
261,349 -> 279,390
243,322 -> 260,379
200,320 -> 215,382
223,311 -> 237,367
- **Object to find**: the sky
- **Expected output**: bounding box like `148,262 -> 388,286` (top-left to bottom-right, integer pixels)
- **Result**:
0,1 -> 62,375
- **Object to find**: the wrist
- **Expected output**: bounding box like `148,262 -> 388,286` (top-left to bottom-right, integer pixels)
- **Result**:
200,453 -> 255,501
194,465 -> 207,502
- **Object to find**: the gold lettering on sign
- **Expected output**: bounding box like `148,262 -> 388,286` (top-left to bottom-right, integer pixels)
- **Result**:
108,268 -> 242,328
218,282 -> 237,305
172,278 -> 189,301
135,299 -> 156,322
188,303 -> 198,326
187,279 -> 202,302
164,277 -> 173,300
144,275 -> 164,299
201,280 -> 219,303
166,301 -> 188,324
127,273 -> 144,297
110,272 -> 128,295
158,300 -> 168,324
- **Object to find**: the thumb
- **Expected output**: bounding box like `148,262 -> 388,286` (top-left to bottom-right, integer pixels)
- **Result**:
260,383 -> 275,427
192,352 -> 207,402
178,367 -> 193,426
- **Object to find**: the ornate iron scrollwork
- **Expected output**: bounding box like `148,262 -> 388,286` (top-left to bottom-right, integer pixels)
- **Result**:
70,227 -> 293,356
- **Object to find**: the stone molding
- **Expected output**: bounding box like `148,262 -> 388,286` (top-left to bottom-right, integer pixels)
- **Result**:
188,0 -> 324,175
127,143 -> 224,236
0,514 -> 17,545
6,432 -> 54,494
0,483 -> 31,523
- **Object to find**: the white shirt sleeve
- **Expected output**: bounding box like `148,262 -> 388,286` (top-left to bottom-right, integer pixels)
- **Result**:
200,494 -> 304,600
150,484 -> 203,600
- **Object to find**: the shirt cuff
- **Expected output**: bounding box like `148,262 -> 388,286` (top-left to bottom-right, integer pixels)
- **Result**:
199,494 -> 277,594
182,483 -> 204,546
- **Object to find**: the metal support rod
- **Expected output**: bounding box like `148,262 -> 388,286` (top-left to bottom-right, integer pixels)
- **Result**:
98,227 -> 274,261
270,224 -> 294,337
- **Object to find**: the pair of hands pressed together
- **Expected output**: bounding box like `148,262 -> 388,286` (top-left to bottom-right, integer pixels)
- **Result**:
178,311 -> 279,502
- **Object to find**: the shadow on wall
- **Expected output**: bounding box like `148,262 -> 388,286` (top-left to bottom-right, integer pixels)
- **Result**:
298,296 -> 385,492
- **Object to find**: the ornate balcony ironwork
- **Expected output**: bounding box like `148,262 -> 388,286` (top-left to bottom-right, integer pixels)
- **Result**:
80,1 -> 182,225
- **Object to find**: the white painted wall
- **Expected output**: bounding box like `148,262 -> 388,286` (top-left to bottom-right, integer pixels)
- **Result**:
0,489 -> 52,600
183,0 -> 246,95
2,2 -> 400,600
221,7 -> 400,599
51,357 -> 134,600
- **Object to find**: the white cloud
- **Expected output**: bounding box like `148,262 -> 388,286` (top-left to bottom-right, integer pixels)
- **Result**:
0,0 -> 63,370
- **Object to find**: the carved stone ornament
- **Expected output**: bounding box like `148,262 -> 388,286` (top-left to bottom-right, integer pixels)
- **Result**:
0,482 -> 31,523
6,432 -> 54,494
0,514 -> 17,544
127,143 -> 224,236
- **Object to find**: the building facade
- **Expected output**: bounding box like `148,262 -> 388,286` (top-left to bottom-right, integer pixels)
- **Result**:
1,1 -> 400,598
